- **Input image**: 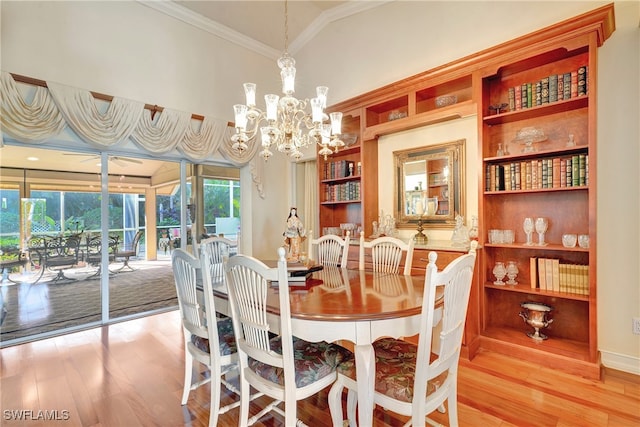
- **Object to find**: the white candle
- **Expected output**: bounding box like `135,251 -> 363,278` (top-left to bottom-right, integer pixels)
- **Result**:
415,201 -> 424,215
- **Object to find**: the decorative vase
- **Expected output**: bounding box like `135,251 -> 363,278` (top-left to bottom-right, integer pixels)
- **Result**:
493,261 -> 506,285
519,302 -> 554,341
506,261 -> 519,285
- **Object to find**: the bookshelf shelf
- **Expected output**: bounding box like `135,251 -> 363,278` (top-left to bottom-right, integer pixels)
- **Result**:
483,96 -> 589,125
484,282 -> 590,301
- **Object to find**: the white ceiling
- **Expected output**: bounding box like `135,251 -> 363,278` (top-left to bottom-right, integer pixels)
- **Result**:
146,1 -> 390,58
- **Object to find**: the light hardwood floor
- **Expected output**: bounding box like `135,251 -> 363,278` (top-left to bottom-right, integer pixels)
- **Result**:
1,310 -> 638,426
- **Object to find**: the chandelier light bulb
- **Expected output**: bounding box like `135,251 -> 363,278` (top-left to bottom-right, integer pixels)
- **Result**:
243,83 -> 256,107
280,65 -> 296,95
233,104 -> 248,131
330,112 -> 343,135
311,98 -> 323,124
316,86 -> 328,108
265,94 -> 279,121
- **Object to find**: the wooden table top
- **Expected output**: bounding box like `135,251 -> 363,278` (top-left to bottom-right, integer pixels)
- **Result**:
213,266 -> 442,323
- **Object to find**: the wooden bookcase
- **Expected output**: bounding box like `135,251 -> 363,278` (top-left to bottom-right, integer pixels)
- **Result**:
476,6 -> 614,379
318,110 -> 379,237
318,3 -> 614,379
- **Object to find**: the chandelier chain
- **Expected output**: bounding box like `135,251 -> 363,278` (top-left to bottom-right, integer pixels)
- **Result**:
284,0 -> 289,53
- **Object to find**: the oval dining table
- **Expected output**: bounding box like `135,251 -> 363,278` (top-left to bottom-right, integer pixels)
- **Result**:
211,265 -> 441,427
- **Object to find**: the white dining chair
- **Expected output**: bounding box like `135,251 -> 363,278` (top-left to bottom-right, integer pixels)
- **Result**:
359,231 -> 415,275
171,249 -> 240,426
199,236 -> 238,285
330,241 -> 478,427
308,229 -> 351,267
225,247 -> 353,427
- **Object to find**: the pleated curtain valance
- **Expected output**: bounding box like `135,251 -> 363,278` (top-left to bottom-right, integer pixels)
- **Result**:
0,71 -> 255,166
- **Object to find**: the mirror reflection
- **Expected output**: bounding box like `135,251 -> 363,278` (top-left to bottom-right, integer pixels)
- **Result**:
394,139 -> 465,229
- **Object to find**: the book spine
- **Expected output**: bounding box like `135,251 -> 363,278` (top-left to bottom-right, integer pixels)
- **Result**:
504,164 -> 511,191
538,258 -> 547,291
530,257 -> 538,289
541,158 -> 549,188
579,154 -> 587,186
577,65 -> 588,96
557,73 -> 564,101
572,155 -> 580,186
571,70 -> 578,98
563,72 -> 572,99
531,160 -> 538,190
551,259 -> 560,292
549,74 -> 558,103
535,80 -> 542,107
560,157 -> 567,187
496,165 -> 505,191
537,160 -> 543,189
527,82 -> 533,108
508,87 -> 516,111
515,85 -> 522,110
552,157 -> 561,188
540,77 -> 549,104
521,83 -> 527,109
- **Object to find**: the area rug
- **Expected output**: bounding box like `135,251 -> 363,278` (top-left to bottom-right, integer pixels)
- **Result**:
0,260 -> 177,343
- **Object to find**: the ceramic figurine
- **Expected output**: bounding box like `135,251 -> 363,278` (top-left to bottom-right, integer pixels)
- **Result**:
283,207 -> 306,261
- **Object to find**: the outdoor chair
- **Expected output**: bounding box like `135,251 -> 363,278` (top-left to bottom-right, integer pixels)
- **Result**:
114,230 -> 143,272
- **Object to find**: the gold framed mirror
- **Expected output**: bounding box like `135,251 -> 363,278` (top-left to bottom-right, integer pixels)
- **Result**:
393,139 -> 465,229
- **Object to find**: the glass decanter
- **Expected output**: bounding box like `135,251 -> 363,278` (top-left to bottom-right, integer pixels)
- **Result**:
493,261 -> 507,285
523,217 -> 534,246
535,217 -> 548,246
506,261 -> 519,285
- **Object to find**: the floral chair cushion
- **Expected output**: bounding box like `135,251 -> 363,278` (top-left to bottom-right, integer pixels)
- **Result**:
248,337 -> 354,388
190,316 -> 237,356
336,337 -> 448,403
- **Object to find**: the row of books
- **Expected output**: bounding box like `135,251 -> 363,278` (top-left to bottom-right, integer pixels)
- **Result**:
506,65 -> 588,112
485,154 -> 588,191
529,257 -> 590,295
322,160 -> 359,180
323,181 -> 361,202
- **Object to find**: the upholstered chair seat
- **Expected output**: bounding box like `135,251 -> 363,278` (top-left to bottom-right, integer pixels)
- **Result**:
247,336 -> 353,388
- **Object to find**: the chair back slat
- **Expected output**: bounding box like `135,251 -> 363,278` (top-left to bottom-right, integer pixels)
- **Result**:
309,230 -> 350,267
172,250 -> 205,334
226,248 -> 290,369
200,236 -> 238,285
359,231 -> 415,275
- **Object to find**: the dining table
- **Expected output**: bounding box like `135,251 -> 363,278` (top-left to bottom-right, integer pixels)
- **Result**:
211,264 -> 442,427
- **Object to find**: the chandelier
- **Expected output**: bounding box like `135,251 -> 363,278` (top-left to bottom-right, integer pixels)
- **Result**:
230,0 -> 344,161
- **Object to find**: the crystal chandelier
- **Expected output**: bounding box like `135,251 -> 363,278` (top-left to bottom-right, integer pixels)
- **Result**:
230,0 -> 344,161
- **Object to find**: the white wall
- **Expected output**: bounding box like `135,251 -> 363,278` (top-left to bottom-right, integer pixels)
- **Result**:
2,0 -> 638,373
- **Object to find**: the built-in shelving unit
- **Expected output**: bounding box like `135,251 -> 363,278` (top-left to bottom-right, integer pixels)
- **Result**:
318,3 -> 614,375
476,5 -> 615,379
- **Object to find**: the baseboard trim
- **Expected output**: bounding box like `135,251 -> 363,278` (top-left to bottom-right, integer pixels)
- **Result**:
601,349 -> 640,375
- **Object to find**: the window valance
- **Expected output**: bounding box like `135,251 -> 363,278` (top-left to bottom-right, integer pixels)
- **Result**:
0,71 -> 257,166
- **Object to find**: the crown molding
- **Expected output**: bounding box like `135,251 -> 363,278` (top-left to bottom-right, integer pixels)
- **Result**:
289,1 -> 393,54
138,0 -> 392,59
137,0 -> 281,60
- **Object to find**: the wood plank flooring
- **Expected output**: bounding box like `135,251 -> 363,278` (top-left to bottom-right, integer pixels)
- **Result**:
1,310 -> 638,426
